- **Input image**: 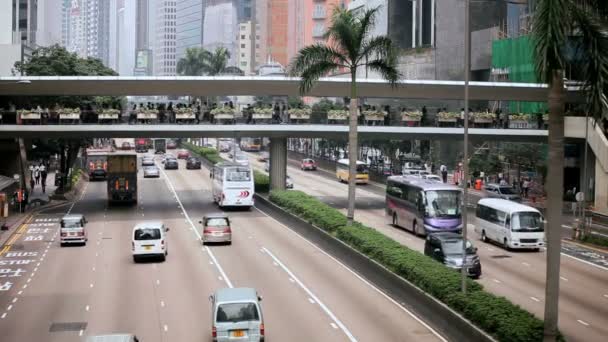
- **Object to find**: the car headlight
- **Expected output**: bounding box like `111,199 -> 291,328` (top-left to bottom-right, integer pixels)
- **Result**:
446,259 -> 461,268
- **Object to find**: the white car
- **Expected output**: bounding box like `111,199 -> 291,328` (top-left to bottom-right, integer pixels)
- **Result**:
132,222 -> 169,262
141,156 -> 155,166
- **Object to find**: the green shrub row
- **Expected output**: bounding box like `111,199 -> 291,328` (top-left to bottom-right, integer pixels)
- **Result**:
580,234 -> 608,248
253,170 -> 270,193
269,190 -> 557,342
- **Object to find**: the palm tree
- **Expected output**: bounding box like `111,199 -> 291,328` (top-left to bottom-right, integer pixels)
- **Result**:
177,47 -> 206,76
202,47 -> 233,76
289,6 -> 399,223
532,0 -> 607,339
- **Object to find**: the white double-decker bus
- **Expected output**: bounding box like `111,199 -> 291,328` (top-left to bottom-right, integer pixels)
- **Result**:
211,162 -> 254,209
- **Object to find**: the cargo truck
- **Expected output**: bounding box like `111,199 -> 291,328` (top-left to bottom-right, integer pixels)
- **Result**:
86,150 -> 109,180
135,138 -> 148,153
107,154 -> 138,204
154,139 -> 166,154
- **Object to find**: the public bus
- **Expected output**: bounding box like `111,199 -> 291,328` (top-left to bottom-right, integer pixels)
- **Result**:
336,159 -> 369,184
240,138 -> 262,152
211,162 -> 254,209
386,175 -> 462,236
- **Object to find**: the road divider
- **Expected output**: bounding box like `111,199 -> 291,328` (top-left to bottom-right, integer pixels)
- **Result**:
261,190 -> 559,342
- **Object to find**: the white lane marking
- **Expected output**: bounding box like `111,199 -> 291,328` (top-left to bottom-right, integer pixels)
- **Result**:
492,279 -> 501,284
522,262 -> 531,267
79,329 -> 84,336
67,181 -> 89,215
156,280 -> 160,286
158,163 -> 234,288
7,305 -> 12,311
289,278 -> 295,283
603,294 -> 608,299
577,320 -> 590,326
1,313 -> 6,319
92,267 -> 96,272
308,298 -> 316,304
561,252 -> 608,272
17,291 -> 22,295
85,305 -> 90,312
33,267 -> 38,272
26,278 -> 31,283
560,276 -> 568,281
562,225 -> 572,229
209,261 -> 214,265
530,297 -> 540,302
22,284 -> 27,289
218,276 -> 223,281
255,207 -> 448,342
330,323 -> 338,329
36,263 -> 40,267
262,247 -> 357,342
11,298 -> 17,303
89,283 -> 94,288
160,301 -> 165,308
163,324 -> 168,332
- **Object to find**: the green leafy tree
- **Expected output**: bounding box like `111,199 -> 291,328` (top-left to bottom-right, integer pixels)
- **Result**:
289,6 -> 400,223
532,0 -> 608,338
177,47 -> 207,76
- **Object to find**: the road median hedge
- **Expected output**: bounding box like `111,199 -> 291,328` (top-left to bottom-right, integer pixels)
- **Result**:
269,190 -> 559,342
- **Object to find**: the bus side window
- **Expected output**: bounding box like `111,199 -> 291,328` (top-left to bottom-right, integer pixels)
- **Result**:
505,216 -> 510,229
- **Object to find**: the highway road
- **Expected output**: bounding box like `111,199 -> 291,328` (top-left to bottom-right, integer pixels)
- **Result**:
0,152 -> 445,342
243,151 -> 608,342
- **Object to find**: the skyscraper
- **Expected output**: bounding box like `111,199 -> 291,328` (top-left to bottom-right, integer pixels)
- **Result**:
176,0 -> 206,63
154,0 -> 177,75
203,0 -> 238,66
265,0 -> 289,67
134,0 -> 153,75
63,0 -> 111,66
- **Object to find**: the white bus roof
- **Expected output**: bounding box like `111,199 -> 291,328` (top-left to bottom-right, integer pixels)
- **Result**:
337,159 -> 367,166
388,175 -> 461,191
477,198 -> 541,214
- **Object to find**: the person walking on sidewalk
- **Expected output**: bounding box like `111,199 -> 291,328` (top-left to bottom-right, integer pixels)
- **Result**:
440,164 -> 448,183
30,177 -> 35,192
34,164 -> 40,185
523,178 -> 530,198
40,163 -> 47,193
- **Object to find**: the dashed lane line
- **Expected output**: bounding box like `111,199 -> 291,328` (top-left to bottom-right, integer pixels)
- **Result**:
577,320 -> 590,326
262,246 -> 357,342
530,297 -> 540,302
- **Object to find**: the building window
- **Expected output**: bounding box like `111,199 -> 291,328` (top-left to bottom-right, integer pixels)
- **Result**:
241,61 -> 247,66
241,44 -> 246,48
241,35 -> 246,39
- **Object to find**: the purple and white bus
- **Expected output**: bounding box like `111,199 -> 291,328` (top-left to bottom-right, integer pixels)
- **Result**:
386,176 -> 462,236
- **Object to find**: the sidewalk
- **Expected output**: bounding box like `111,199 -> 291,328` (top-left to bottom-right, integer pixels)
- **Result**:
0,172 -> 61,248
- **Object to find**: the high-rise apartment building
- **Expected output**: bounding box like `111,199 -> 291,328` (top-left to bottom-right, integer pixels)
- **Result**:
154,0 -> 177,75
303,0 -> 349,47
265,0 -> 289,67
203,0 -> 237,66
63,0 -> 111,66
176,0 -> 206,63
236,20 -> 261,75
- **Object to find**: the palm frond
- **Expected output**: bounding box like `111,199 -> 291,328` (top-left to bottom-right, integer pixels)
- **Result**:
288,44 -> 348,77
324,7 -> 359,61
356,6 -> 381,52
569,0 -> 608,119
365,59 -> 400,87
357,36 -> 396,65
298,61 -> 342,94
532,0 -> 570,83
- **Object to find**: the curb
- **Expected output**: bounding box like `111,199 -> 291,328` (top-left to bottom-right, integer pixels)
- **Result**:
254,193 -> 496,342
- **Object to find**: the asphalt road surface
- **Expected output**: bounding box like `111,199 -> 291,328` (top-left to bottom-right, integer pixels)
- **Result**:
0,152 -> 445,342
244,151 -> 608,342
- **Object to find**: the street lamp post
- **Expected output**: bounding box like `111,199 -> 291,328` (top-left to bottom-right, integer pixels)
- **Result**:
461,0 -> 471,293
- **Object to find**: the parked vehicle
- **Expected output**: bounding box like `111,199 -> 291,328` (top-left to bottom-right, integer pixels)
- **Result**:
164,157 -> 179,170
60,214 -> 88,246
143,165 -> 160,178
475,198 -> 545,250
154,139 -> 166,154
210,288 -> 264,342
336,159 -> 369,184
424,232 -> 482,278
211,162 -> 254,209
483,183 -> 521,202
301,158 -> 317,171
86,150 -> 108,180
107,154 -> 138,204
386,176 -> 462,236
132,222 -> 169,262
186,157 -> 202,169
200,213 -> 232,245
177,150 -> 190,159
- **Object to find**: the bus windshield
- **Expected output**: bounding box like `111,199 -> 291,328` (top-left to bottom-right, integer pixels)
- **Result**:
424,190 -> 461,218
511,212 -> 543,232
226,167 -> 251,182
356,164 -> 369,174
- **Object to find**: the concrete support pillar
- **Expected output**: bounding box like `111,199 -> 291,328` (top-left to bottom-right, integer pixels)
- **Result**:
269,137 -> 287,191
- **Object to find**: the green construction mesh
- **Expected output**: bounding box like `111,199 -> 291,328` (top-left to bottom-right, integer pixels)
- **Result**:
492,36 -> 547,114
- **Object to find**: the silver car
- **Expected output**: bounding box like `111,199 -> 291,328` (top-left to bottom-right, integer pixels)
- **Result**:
143,165 -> 160,178
142,156 -> 155,166
210,287 -> 264,342
200,213 -> 232,245
484,183 -> 521,202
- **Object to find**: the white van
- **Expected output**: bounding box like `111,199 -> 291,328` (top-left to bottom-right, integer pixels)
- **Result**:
60,214 -> 88,246
132,222 -> 169,262
475,198 -> 545,251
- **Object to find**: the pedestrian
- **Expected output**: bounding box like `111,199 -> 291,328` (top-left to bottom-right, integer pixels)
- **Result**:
40,163 -> 47,186
523,178 -> 530,198
499,178 -> 508,186
34,164 -> 40,185
30,177 -> 35,192
440,164 -> 448,183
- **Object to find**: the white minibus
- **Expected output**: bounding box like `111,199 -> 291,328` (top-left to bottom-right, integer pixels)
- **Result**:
211,162 -> 254,208
475,198 -> 545,251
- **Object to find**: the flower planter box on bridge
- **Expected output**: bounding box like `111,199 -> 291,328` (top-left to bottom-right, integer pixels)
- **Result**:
59,110 -> 81,124
401,112 -> 422,126
137,112 -> 158,120
98,110 -> 120,123
436,112 -> 459,126
289,108 -> 312,123
508,114 -> 531,129
363,112 -> 386,124
327,110 -> 348,123
175,111 -> 196,121
252,113 -> 273,120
